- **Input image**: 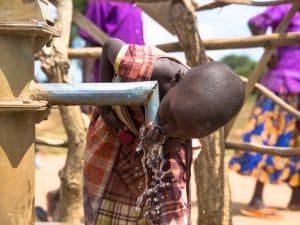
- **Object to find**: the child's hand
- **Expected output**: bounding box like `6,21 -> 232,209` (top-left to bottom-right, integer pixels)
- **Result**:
143,122 -> 165,143
100,106 -> 124,134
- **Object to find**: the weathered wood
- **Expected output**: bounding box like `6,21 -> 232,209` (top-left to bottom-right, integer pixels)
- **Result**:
157,31 -> 300,51
168,1 -> 231,225
226,141 -> 300,157
195,0 -> 297,11
35,136 -> 68,147
170,0 -> 209,66
68,47 -> 102,59
38,0 -> 86,223
225,2 -> 300,137
240,76 -> 300,120
72,9 -> 108,45
137,1 -> 176,34
66,31 -> 300,58
195,130 -> 232,225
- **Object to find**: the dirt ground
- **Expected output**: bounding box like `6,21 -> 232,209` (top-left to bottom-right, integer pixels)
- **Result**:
35,153 -> 300,225
35,106 -> 299,224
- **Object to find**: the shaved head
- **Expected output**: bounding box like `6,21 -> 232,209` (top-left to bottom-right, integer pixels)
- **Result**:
159,62 -> 245,138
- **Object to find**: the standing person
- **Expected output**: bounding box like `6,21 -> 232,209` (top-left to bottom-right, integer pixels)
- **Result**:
79,0 -> 144,83
229,4 -> 300,219
84,38 -> 245,225
79,0 -> 144,114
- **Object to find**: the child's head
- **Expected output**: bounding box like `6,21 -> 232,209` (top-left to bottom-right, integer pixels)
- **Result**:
159,62 -> 245,138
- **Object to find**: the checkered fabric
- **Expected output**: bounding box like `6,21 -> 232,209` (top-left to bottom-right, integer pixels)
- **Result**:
114,44 -> 166,82
84,44 -> 193,225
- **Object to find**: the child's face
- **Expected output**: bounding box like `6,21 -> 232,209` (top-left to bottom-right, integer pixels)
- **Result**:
159,86 -> 201,138
159,87 -> 182,137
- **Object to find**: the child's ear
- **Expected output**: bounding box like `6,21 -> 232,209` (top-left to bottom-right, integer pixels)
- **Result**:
170,70 -> 184,87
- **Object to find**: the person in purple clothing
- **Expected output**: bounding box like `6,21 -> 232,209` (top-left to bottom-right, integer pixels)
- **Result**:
79,0 -> 144,83
229,4 -> 300,219
78,0 -> 145,114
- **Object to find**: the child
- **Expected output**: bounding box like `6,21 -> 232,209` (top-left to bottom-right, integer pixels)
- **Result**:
84,38 -> 244,225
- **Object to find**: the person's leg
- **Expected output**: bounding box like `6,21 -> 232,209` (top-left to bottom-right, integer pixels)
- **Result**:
248,180 -> 265,209
240,180 -> 281,219
288,186 -> 300,210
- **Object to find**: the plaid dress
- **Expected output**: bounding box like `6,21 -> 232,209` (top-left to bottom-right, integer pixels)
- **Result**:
84,44 -> 193,225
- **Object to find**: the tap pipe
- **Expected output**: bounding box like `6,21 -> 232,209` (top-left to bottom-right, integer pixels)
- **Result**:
30,81 -> 160,124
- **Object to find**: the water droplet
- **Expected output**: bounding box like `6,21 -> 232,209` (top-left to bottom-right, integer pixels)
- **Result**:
135,125 -> 170,217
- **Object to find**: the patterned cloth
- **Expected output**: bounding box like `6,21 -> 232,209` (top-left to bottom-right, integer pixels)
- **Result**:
229,4 -> 300,189
249,4 -> 300,93
229,94 -> 300,187
79,0 -> 144,82
84,44 -> 193,225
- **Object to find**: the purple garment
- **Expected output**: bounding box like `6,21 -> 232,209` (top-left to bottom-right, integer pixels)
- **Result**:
79,1 -> 144,82
249,4 -> 300,94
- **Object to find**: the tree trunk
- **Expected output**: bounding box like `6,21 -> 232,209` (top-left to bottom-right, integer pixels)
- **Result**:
195,130 -> 232,225
39,0 -> 86,223
170,1 -> 232,224
170,0 -> 209,66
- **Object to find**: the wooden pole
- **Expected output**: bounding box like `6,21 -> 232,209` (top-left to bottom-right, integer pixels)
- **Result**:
39,1 -> 87,222
66,31 -> 300,58
195,0 -> 297,11
68,47 -> 102,59
156,31 -> 300,52
240,76 -> 300,120
226,141 -> 300,157
225,2 -> 300,137
72,9 -> 108,45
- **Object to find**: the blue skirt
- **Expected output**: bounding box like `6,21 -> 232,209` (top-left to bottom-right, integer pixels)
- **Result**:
229,94 -> 300,187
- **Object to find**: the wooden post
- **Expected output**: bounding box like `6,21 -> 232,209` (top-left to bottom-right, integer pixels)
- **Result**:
0,1 -> 56,224
169,1 -> 232,224
39,0 -> 86,222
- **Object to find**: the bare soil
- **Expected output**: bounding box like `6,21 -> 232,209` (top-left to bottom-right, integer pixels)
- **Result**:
35,103 -> 300,224
35,154 -> 300,225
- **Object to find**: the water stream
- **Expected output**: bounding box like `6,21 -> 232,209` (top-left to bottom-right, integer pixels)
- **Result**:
135,125 -> 171,218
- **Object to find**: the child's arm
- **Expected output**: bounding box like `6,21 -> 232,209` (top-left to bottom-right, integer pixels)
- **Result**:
144,123 -> 186,153
99,39 -> 125,132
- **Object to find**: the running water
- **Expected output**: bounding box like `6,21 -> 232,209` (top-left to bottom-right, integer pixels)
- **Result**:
136,125 -> 171,217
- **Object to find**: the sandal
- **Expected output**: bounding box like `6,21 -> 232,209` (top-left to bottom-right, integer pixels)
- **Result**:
240,208 -> 282,220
